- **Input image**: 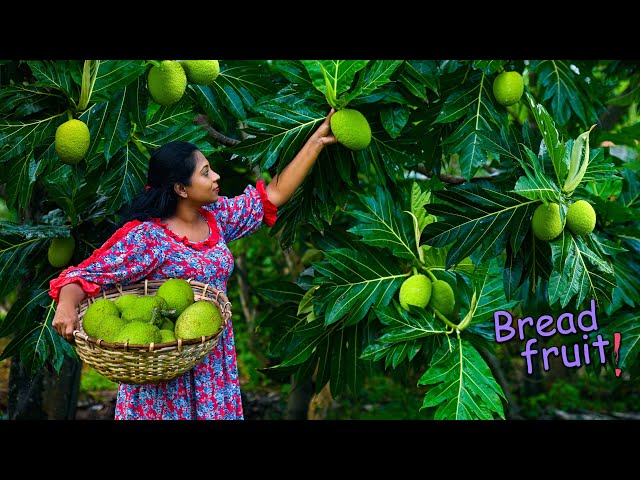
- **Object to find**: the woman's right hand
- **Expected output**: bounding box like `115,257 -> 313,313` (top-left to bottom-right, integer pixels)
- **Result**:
51,282 -> 87,343
52,301 -> 80,343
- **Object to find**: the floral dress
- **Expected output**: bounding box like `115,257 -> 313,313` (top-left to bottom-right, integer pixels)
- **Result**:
49,181 -> 278,420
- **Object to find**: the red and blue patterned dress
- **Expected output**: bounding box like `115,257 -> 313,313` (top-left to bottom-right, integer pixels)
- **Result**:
49,181 -> 278,420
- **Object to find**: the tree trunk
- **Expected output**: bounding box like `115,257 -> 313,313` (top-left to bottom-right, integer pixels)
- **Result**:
8,355 -> 81,420
285,375 -> 314,420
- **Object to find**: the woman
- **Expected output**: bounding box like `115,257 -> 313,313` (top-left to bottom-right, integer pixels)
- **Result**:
50,109 -> 337,420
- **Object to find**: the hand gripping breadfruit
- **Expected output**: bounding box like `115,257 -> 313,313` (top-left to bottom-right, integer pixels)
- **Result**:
428,279 -> 455,316
147,60 -> 187,106
531,202 -> 564,241
492,71 -> 524,106
156,278 -> 195,319
174,300 -> 223,340
330,108 -> 372,151
399,274 -> 432,311
180,60 -> 220,85
566,199 -> 596,236
48,236 -> 76,267
55,119 -> 90,165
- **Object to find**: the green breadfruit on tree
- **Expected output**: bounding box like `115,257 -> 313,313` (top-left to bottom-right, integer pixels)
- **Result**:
180,60 -> 220,85
156,278 -> 195,319
330,108 -> 372,151
492,71 -> 524,106
55,119 -> 90,165
428,279 -> 455,316
48,236 -> 76,268
566,199 -> 597,236
147,60 -> 187,106
399,274 -> 432,311
531,202 -> 565,241
174,300 -> 223,340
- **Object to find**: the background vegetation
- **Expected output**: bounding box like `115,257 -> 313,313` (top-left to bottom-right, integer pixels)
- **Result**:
0,59 -> 638,420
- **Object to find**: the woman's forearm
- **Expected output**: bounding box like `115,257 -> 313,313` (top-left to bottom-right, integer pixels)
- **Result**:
265,109 -> 336,208
58,282 -> 87,308
266,139 -> 325,208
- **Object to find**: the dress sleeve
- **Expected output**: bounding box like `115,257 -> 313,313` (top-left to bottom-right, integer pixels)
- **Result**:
206,179 -> 278,242
48,220 -> 165,303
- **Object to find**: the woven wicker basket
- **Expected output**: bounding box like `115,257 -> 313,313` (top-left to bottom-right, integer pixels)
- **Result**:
73,279 -> 231,385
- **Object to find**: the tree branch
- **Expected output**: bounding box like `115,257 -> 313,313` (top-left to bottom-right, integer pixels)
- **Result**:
193,114 -> 241,147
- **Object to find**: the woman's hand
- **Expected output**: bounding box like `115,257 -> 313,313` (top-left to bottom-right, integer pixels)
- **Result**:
51,282 -> 86,343
265,108 -> 338,208
52,302 -> 80,343
311,108 -> 338,147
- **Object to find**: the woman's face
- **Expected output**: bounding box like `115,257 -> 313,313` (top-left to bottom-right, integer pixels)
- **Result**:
185,150 -> 221,205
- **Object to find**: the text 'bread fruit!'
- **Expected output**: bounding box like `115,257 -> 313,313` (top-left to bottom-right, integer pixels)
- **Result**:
566,200 -> 596,236
330,108 -> 372,151
48,236 -> 76,267
174,300 -> 223,340
156,278 -> 195,319
55,119 -> 90,165
147,60 -> 187,106
492,71 -> 524,106
180,60 -> 220,85
428,279 -> 455,316
399,274 -> 432,311
531,202 -> 564,241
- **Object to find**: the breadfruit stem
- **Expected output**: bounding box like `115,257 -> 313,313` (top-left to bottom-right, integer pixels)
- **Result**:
421,268 -> 438,282
432,307 -> 458,330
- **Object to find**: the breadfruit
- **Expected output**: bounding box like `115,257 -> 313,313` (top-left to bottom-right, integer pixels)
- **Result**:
531,202 -> 564,241
566,199 -> 596,236
399,274 -> 432,311
0,198 -> 17,222
159,317 -> 175,331
174,300 -> 223,340
330,108 -> 372,151
121,296 -> 164,325
180,60 -> 220,85
83,298 -> 121,332
83,313 -> 127,342
147,60 -> 187,106
158,329 -> 177,343
114,294 -> 138,314
428,279 -> 455,316
48,236 -> 76,267
115,321 -> 162,344
55,119 -> 90,165
493,71 -> 524,106
156,278 -> 195,319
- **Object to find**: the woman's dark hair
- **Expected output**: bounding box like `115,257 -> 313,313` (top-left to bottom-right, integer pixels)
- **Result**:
117,141 -> 199,226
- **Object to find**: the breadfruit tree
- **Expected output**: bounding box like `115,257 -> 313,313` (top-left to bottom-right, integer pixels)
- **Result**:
0,60 -> 638,419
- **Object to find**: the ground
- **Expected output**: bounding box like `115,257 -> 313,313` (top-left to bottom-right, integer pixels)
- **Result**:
74,387 -> 287,420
